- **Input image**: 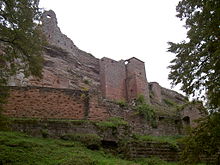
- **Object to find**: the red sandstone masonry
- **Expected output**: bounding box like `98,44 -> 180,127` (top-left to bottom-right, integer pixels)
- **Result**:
3,86 -> 109,121
126,57 -> 150,102
99,57 -> 150,103
100,57 -> 126,101
3,87 -> 87,119
88,95 -> 109,121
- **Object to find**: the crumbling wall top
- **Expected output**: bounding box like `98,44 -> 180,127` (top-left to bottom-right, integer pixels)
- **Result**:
42,10 -> 57,25
41,10 -> 77,54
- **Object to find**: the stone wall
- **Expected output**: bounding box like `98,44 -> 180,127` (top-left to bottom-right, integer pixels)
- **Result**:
149,82 -> 162,103
95,100 -> 182,136
180,103 -> 205,127
123,141 -> 180,162
126,58 -> 150,102
3,86 -> 182,136
3,86 -> 111,121
88,94 -> 110,121
11,119 -> 130,142
3,86 -> 88,119
11,118 -> 218,163
99,57 -> 150,102
100,57 -> 126,101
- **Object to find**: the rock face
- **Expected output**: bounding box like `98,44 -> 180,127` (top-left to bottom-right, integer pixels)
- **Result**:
11,10 -> 150,102
5,10 -> 205,136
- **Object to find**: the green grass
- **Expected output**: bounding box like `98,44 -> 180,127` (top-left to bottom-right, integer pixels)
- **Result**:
0,131 -> 180,165
0,131 -> 136,165
0,131 -> 206,165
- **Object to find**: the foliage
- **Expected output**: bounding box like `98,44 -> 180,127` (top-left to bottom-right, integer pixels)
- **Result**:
0,0 -> 45,81
0,0 -> 45,126
134,95 -> 156,122
0,131 -> 179,165
168,1 -> 220,163
96,117 -> 128,129
168,0 -> 220,110
180,113 -> 220,164
116,99 -> 128,108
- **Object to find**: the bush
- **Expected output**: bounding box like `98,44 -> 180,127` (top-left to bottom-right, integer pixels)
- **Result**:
134,95 -> 156,122
116,100 -> 128,108
135,103 -> 155,121
136,94 -> 146,104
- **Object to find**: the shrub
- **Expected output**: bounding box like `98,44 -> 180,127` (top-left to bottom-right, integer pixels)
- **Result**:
116,100 -> 128,108
136,94 -> 145,104
135,103 -> 156,121
134,95 -> 156,122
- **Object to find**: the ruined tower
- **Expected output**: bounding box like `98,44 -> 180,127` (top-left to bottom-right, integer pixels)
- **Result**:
125,57 -> 150,102
99,57 -> 127,101
100,57 -> 150,103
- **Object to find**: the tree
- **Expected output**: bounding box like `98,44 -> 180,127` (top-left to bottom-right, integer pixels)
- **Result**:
180,112 -> 220,164
168,0 -> 220,111
168,0 -> 220,164
0,0 -> 45,129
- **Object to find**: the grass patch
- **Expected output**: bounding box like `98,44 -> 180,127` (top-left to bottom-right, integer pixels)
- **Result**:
0,131 -> 182,165
0,131 -> 206,165
0,131 -> 136,165
116,99 -> 128,108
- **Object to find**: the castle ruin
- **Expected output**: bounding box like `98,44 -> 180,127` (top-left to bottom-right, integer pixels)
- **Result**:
3,10 -> 205,136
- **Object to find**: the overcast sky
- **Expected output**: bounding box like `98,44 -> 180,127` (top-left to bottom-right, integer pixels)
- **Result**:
39,0 -> 186,93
